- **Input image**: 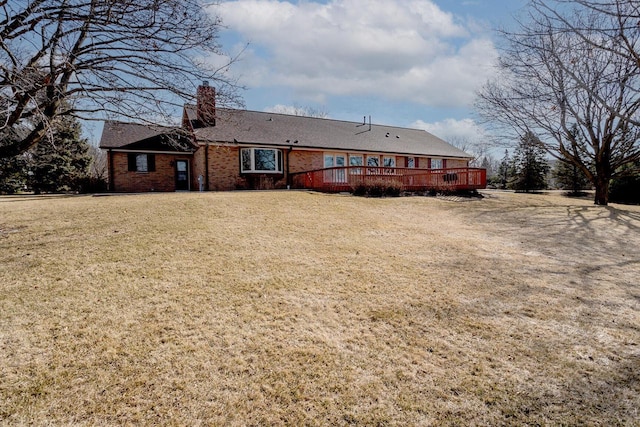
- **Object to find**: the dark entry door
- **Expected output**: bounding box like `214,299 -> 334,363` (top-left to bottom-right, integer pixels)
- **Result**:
175,160 -> 189,191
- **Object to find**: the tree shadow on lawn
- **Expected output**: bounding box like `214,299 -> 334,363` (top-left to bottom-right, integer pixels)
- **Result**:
469,196 -> 640,265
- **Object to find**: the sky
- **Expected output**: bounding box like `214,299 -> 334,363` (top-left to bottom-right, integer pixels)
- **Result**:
211,0 -> 529,145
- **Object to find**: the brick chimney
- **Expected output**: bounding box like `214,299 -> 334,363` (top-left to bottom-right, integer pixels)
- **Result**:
197,81 -> 216,127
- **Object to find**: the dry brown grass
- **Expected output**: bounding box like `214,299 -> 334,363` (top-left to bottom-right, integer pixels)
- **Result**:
1,190 -> 639,426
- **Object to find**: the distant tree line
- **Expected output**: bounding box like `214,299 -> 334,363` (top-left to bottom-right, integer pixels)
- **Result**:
482,131 -> 639,203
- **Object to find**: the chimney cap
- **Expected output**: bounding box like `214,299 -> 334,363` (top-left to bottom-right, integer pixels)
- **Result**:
202,80 -> 209,87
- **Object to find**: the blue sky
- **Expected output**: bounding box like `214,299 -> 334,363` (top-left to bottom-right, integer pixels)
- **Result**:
212,0 -> 529,144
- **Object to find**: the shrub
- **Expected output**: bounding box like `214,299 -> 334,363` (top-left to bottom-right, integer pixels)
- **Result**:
77,176 -> 108,193
610,170 -> 640,205
352,178 -> 402,197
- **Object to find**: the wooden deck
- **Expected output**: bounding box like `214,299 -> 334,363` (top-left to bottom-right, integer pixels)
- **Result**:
291,166 -> 487,193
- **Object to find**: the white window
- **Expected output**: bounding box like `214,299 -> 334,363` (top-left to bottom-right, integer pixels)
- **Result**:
240,148 -> 283,173
136,155 -> 148,172
431,158 -> 443,169
324,154 -> 334,168
367,155 -> 381,174
349,155 -> 363,174
407,157 -> 415,168
383,156 -> 396,174
324,153 -> 346,183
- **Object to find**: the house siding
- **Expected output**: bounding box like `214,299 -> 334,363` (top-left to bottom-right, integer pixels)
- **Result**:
203,148 -> 323,191
446,158 -> 468,169
192,145 -> 207,190
107,145 -> 471,193
289,150 -> 321,173
207,146 -> 241,191
110,152 -> 190,192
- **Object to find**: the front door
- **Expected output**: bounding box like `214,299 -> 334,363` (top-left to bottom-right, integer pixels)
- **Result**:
175,160 -> 189,191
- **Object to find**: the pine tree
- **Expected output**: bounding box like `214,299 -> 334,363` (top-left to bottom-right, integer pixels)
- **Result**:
512,132 -> 549,192
553,159 -> 591,195
495,150 -> 515,189
28,116 -> 92,194
0,154 -> 28,194
0,126 -> 29,194
610,161 -> 640,204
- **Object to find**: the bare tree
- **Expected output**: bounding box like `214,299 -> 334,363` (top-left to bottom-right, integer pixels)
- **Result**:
446,136 -> 493,168
266,104 -> 329,118
0,0 -> 243,158
87,143 -> 107,181
476,0 -> 640,205
530,0 -> 640,126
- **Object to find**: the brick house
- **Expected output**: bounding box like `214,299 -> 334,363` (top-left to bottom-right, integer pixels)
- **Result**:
100,83 -> 484,192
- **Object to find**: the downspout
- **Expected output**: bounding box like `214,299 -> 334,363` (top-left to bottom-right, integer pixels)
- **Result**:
108,149 -> 115,191
205,142 -> 210,190
286,146 -> 293,189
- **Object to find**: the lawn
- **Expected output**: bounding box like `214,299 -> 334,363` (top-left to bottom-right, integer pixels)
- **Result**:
1,190 -> 639,425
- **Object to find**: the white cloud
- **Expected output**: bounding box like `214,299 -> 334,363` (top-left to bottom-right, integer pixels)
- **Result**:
264,103 -> 329,117
215,0 -> 497,107
412,117 -> 486,142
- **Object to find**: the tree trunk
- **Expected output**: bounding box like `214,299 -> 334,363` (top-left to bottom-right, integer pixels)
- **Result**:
594,173 -> 610,205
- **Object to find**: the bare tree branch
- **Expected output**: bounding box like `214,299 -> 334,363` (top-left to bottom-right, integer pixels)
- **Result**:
476,0 -> 640,205
0,0 -> 243,158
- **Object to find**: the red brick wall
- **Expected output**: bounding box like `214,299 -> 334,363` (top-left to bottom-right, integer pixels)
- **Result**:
446,159 -> 469,168
109,146 -> 471,193
204,147 -> 323,190
192,146 -> 207,190
207,146 -> 240,191
110,152 -> 192,192
289,150 -> 321,173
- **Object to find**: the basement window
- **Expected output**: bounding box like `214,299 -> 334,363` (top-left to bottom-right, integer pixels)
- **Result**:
240,148 -> 283,173
127,153 -> 155,172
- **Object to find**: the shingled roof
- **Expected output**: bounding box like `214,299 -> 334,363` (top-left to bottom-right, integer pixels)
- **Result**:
100,121 -> 197,151
186,106 -> 472,159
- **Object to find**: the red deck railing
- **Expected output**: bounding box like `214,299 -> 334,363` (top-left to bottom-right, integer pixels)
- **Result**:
291,166 -> 487,193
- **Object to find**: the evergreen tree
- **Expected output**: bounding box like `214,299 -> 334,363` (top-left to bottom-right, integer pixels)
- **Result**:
0,154 -> 28,194
553,159 -> 591,195
28,116 -> 93,194
495,149 -> 515,189
610,162 -> 640,204
512,132 -> 549,192
0,126 -> 29,193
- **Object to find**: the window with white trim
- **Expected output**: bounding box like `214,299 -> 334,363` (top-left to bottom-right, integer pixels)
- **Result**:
383,156 -> 396,174
240,148 -> 283,173
367,155 -> 380,174
407,157 -> 415,168
349,155 -> 363,174
431,158 -> 443,169
323,153 -> 347,183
